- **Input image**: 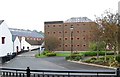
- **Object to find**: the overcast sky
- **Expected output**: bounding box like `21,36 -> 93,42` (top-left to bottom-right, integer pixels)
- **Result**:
0,0 -> 119,32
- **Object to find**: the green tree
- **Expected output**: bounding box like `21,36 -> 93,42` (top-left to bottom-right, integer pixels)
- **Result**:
89,42 -> 97,51
45,36 -> 61,52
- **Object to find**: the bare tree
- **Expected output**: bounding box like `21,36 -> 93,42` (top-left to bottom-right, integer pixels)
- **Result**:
45,36 -> 61,52
95,10 -> 119,55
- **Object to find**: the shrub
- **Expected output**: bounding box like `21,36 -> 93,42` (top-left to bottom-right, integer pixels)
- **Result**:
43,51 -> 49,55
84,59 -> 91,63
94,59 -> 104,65
81,51 -> 114,57
74,56 -> 81,61
91,57 -> 97,60
116,55 -> 120,63
46,52 -> 56,57
65,54 -> 83,61
89,42 -> 97,51
82,51 -> 97,56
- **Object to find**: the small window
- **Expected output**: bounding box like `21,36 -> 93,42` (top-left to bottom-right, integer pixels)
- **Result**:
48,25 -> 49,27
77,38 -> 80,40
59,45 -> 61,47
83,31 -> 85,32
59,25 -> 61,27
53,25 -> 55,27
59,38 -> 62,40
77,45 -> 80,47
77,31 -> 79,33
2,37 -> 5,44
59,31 -> 62,33
77,24 -> 79,26
83,37 -> 85,40
83,24 -> 85,25
83,45 -> 86,47
71,37 -> 73,40
65,45 -> 67,47
48,32 -> 50,34
65,31 -> 67,33
65,38 -> 67,40
71,45 -> 73,47
65,25 -> 67,26
53,32 -> 55,34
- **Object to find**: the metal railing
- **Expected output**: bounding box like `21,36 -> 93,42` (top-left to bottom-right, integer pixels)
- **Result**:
0,67 -> 119,77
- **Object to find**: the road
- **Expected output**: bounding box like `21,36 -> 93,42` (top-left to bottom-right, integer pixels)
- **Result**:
2,50 -> 115,71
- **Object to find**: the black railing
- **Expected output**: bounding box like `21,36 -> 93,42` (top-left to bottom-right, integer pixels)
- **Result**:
0,67 -> 119,77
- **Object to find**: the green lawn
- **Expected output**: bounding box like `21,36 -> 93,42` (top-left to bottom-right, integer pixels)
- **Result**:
56,52 -> 71,57
35,52 -> 71,58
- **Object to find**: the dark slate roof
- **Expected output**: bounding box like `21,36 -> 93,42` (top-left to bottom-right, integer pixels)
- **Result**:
0,20 -> 4,25
25,39 -> 43,45
44,21 -> 63,24
65,17 -> 92,22
9,28 -> 44,38
12,35 -> 17,42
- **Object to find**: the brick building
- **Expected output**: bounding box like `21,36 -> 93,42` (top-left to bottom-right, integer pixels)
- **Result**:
44,17 -> 97,51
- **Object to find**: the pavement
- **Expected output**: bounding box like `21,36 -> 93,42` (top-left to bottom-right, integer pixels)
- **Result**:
1,50 -> 115,71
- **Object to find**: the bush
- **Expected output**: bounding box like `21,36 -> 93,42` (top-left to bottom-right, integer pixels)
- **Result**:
43,51 -> 49,55
81,51 -> 114,57
116,55 -> 120,63
91,57 -> 97,60
46,52 -> 56,57
65,54 -> 83,61
82,51 -> 97,56
94,59 -> 104,65
84,59 -> 91,63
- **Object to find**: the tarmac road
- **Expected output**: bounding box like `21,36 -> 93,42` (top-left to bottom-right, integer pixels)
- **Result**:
2,50 -> 115,71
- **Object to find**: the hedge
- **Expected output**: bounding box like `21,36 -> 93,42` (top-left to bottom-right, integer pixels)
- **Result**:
65,54 -> 83,61
46,52 -> 56,57
81,51 -> 114,56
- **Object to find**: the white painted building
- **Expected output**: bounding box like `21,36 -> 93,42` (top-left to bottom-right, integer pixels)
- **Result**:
12,36 -> 21,53
21,37 -> 31,50
0,20 -> 13,63
10,28 -> 44,51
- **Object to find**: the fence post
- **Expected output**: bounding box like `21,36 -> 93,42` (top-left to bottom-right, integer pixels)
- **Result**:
26,67 -> 30,77
116,68 -> 120,77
